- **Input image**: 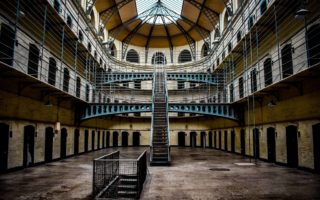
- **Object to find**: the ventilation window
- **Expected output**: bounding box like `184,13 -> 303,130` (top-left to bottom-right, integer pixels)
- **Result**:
237,31 -> 242,42
67,15 -> 73,28
152,52 -> 167,65
79,30 -> 83,42
178,50 -> 192,63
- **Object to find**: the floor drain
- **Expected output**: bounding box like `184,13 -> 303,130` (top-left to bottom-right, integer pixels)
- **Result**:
209,168 -> 230,171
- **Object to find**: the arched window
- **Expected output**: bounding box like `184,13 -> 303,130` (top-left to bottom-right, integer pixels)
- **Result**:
28,44 -> 40,78
229,84 -> 234,102
126,49 -> 139,63
67,15 -> 73,28
76,77 -> 81,97
201,42 -> 209,58
248,15 -> 255,30
250,68 -> 257,93
178,50 -> 192,63
78,30 -> 83,42
224,12 -> 230,31
281,44 -> 293,78
110,43 -> 116,57
260,0 -> 267,14
152,52 -> 167,65
48,57 -> 57,86
264,58 -> 272,86
0,24 -> 15,66
307,24 -> 320,66
85,84 -> 90,101
237,31 -> 242,42
90,11 -> 95,27
239,77 -> 244,98
63,68 -> 70,92
88,43 -> 92,52
53,0 -> 61,13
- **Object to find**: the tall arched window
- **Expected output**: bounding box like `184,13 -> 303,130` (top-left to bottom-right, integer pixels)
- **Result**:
53,0 -> 61,13
90,11 -> 95,27
0,24 -> 15,66
307,24 -> 320,66
76,77 -> 81,97
224,12 -> 230,31
178,50 -> 192,63
152,52 -> 167,65
201,42 -> 209,58
63,68 -> 70,92
110,43 -> 116,57
281,44 -> 293,78
264,58 -> 272,86
126,49 -> 139,63
229,84 -> 234,102
250,68 -> 257,93
28,44 -> 40,78
48,57 -> 57,86
239,77 -> 244,98
85,84 -> 90,101
260,0 -> 267,14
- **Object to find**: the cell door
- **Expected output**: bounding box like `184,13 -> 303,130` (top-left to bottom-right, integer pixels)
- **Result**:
224,131 -> 228,151
267,127 -> 276,162
0,24 -> 15,66
214,131 -> 217,149
253,128 -> 260,159
102,131 -> 105,148
91,131 -> 95,151
60,128 -> 67,159
97,131 -> 100,149
201,132 -> 206,148
122,132 -> 128,147
45,127 -> 54,162
113,132 -> 118,147
106,132 -> 110,147
84,130 -> 89,152
230,131 -> 235,153
240,129 -> 246,155
286,126 -> 298,167
23,125 -> 35,167
208,132 -> 213,148
132,132 -> 140,147
218,131 -> 222,149
0,123 -> 9,172
190,132 -> 197,148
178,132 -> 185,147
313,123 -> 320,173
74,129 -> 80,155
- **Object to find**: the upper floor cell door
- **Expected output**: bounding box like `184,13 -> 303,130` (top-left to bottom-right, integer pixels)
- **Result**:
0,24 -> 15,66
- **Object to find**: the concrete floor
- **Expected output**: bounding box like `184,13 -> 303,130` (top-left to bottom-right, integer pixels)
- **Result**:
0,147 -> 320,200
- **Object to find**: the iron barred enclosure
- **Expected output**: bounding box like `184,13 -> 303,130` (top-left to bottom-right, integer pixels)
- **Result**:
93,150 -> 147,199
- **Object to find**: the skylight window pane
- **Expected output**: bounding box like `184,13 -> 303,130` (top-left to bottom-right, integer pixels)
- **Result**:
136,0 -> 183,24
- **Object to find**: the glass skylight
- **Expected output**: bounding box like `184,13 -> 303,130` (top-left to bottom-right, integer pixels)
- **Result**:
136,0 -> 183,24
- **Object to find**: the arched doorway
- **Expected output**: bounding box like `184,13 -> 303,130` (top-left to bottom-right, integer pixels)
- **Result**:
24,125 -> 35,167
84,129 -> 89,152
45,127 -> 54,162
230,130 -> 235,153
0,24 -> 15,66
208,131 -> 213,148
307,24 -> 320,66
253,128 -> 260,159
313,123 -> 320,173
0,123 -> 9,172
267,127 -> 276,162
74,129 -> 80,155
122,132 -> 128,147
178,132 -> 185,147
240,129 -> 246,155
60,128 -> 68,159
286,125 -> 298,167
91,130 -> 95,151
190,132 -> 197,148
132,132 -> 140,147
113,132 -> 118,147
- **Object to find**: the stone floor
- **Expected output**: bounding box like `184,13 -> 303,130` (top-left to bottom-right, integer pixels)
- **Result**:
0,147 -> 320,200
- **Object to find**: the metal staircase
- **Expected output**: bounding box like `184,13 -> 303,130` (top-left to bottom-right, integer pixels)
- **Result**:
150,67 -> 170,165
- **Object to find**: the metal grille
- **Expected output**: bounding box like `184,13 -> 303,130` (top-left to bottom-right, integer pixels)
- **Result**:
93,150 -> 147,199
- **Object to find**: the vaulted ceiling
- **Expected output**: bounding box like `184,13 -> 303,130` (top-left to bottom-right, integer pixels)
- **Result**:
95,0 -> 226,48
